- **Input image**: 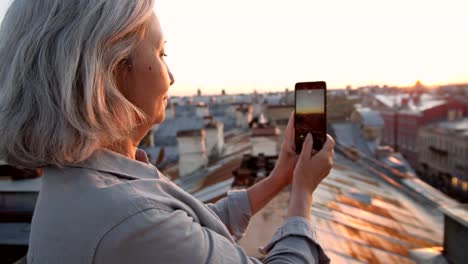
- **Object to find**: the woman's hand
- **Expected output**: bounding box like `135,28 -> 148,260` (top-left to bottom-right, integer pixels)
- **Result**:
247,113 -> 299,215
293,133 -> 335,194
286,133 -> 335,220
135,148 -> 150,163
269,112 -> 299,187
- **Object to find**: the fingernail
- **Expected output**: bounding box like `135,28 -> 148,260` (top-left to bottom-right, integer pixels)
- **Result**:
306,133 -> 312,141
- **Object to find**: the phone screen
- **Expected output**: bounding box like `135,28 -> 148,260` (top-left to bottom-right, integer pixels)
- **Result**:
295,82 -> 327,154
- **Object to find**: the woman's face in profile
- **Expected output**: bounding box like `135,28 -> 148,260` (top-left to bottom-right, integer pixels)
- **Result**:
118,13 -> 174,125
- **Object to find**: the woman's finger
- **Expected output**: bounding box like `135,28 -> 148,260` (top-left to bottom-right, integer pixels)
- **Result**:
285,111 -> 295,138
300,133 -> 313,160
323,134 -> 336,152
282,111 -> 297,154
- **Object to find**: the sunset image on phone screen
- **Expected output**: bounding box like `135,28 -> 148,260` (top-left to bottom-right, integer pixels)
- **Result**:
295,87 -> 326,153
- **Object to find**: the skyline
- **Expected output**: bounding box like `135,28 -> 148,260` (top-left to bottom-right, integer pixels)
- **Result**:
1,0 -> 468,96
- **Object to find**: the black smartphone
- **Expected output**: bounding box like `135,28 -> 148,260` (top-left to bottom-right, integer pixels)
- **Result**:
295,81 -> 327,154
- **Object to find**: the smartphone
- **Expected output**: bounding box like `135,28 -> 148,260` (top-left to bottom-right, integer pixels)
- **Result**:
295,81 -> 327,154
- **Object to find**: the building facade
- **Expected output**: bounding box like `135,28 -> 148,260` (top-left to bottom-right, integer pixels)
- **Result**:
364,93 -> 466,167
417,118 -> 468,202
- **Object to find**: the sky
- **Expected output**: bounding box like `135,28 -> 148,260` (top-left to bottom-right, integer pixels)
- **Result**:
1,0 -> 468,96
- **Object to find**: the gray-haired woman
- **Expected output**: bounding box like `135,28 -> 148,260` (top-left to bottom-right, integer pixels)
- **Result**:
0,0 -> 335,263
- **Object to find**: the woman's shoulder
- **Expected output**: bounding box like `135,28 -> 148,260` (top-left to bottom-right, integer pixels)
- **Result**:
29,166 -> 180,258
40,165 -> 177,216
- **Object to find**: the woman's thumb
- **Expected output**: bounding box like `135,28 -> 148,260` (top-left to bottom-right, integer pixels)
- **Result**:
136,149 -> 149,163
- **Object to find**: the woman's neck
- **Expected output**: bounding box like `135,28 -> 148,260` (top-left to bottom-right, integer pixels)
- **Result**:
106,124 -> 151,160
107,139 -> 139,160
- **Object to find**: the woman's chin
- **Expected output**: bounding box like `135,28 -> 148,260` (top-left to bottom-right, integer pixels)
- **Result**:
152,110 -> 166,125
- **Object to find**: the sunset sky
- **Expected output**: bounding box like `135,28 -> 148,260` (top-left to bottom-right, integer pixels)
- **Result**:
296,90 -> 325,114
1,0 -> 467,96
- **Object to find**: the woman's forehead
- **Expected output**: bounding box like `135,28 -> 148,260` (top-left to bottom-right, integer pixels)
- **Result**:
146,14 -> 164,47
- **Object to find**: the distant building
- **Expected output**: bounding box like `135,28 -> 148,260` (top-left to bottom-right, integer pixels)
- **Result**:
148,103 -> 232,167
264,104 -> 293,130
363,93 -> 466,166
195,102 -> 209,118
250,124 -> 280,156
417,118 -> 468,202
279,88 -> 294,105
350,107 -> 384,143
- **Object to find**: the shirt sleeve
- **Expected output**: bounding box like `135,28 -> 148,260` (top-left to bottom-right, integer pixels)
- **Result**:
94,208 -> 330,264
206,189 -> 252,240
261,217 -> 331,264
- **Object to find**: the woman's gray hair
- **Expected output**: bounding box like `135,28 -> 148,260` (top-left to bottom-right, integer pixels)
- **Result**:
0,0 -> 154,169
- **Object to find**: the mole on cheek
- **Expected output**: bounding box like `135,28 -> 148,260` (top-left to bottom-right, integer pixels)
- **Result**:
148,66 -> 152,71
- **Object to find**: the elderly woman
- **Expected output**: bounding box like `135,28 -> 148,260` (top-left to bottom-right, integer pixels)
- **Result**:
0,0 -> 335,263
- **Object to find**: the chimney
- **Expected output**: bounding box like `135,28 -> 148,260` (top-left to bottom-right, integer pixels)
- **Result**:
205,120 -> 224,157
441,206 -> 468,263
196,103 -> 209,118
252,102 -> 263,117
250,125 -> 280,156
413,95 -> 421,106
176,129 -> 208,177
401,97 -> 410,109
232,154 -> 259,187
235,105 -> 253,129
410,205 -> 468,264
203,115 -> 214,126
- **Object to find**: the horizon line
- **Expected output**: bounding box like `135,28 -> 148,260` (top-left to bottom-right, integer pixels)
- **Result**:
168,81 -> 468,97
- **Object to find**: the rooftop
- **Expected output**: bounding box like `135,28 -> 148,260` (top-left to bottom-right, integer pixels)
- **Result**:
312,162 -> 443,263
176,129 -> 205,138
374,93 -> 446,113
227,152 -> 448,263
251,126 -> 280,137
266,104 -> 295,109
354,107 -> 384,127
426,117 -> 468,137
332,122 -> 375,156
155,116 -> 204,145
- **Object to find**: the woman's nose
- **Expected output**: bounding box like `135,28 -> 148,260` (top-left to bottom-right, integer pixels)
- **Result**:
168,70 -> 175,86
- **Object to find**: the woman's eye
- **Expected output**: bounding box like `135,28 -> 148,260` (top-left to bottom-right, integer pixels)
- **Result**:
160,52 -> 167,58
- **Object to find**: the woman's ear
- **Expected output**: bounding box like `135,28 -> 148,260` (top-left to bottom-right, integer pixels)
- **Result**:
114,58 -> 133,96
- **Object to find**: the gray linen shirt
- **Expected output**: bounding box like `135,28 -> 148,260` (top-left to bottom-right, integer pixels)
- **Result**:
27,149 -> 330,263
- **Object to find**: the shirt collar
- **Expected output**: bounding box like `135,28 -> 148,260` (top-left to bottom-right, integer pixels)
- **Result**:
65,148 -> 161,180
